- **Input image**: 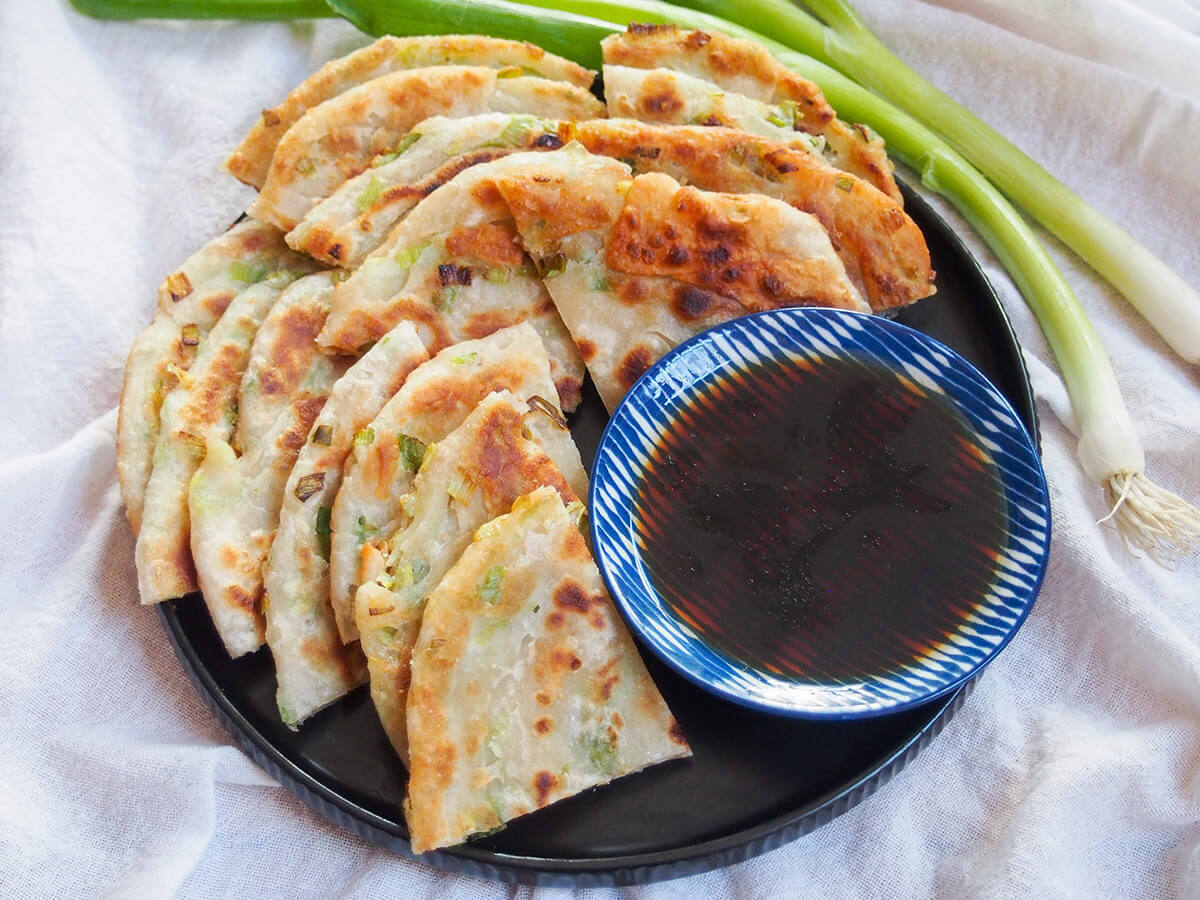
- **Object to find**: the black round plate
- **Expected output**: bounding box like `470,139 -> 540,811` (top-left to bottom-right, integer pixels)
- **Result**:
158,182 -> 1038,887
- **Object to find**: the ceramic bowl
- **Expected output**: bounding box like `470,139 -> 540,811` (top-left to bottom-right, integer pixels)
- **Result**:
589,307 -> 1051,718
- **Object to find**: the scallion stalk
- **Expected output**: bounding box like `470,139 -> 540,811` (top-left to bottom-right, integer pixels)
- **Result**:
69,0 -> 329,19
677,0 -> 1200,366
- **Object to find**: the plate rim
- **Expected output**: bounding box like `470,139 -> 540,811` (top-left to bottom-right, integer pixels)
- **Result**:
155,178 -> 1040,886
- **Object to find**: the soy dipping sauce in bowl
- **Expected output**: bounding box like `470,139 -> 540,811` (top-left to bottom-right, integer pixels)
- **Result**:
590,308 -> 1051,718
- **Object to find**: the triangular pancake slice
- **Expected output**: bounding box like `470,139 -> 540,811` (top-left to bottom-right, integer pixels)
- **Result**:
355,390 -> 586,763
572,120 -> 933,311
405,486 -> 690,854
189,273 -> 344,657
315,157 -> 586,412
118,219 -> 315,532
330,323 -> 582,644
247,67 -> 604,232
289,114 -> 569,268
227,35 -> 596,189
489,146 -> 867,411
135,274 -> 301,604
601,25 -> 901,203
263,321 -> 429,729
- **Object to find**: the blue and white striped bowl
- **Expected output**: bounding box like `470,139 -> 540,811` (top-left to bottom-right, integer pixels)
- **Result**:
589,308 -> 1051,719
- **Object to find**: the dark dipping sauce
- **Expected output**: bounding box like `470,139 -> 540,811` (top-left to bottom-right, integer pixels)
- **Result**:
633,353 -> 1008,684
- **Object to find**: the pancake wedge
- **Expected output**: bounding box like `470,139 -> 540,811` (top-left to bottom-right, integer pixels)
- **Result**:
289,114 -> 569,268
247,67 -> 604,232
487,146 -> 867,410
330,323 -> 583,644
601,25 -> 901,202
354,391 -> 586,763
227,35 -> 595,189
315,157 -> 586,412
189,274 -> 343,657
572,120 -> 934,311
118,219 -> 315,532
263,322 -> 429,728
405,486 -> 690,854
136,277 -> 296,604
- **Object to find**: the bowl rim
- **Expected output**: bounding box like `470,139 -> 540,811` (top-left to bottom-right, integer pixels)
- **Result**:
588,305 -> 1051,720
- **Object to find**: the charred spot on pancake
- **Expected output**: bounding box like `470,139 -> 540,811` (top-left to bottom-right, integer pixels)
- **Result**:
546,611 -> 565,629
761,272 -> 785,297
668,719 -> 688,746
261,107 -> 282,127
533,717 -> 554,736
225,584 -> 258,614
534,770 -> 559,806
628,22 -> 675,35
675,285 -> 723,319
617,345 -> 655,392
640,89 -> 684,118
553,580 -> 592,613
687,30 -> 713,48
532,133 -> 564,150
575,338 -> 598,362
327,243 -> 343,261
535,690 -> 553,706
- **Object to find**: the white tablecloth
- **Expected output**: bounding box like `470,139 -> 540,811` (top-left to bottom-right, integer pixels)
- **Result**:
2,2 -> 1197,897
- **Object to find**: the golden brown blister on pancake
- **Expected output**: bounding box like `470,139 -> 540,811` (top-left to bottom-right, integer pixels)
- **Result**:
404,486 -> 689,854
227,35 -> 595,189
601,25 -> 901,203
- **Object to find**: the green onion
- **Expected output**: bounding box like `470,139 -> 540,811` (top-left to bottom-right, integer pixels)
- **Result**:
412,557 -> 431,584
353,426 -> 375,445
447,468 -> 477,504
684,0 -> 1200,368
230,260 -> 268,283
354,515 -> 378,544
374,625 -> 399,642
398,433 -> 427,473
452,351 -> 478,365
485,267 -> 511,285
478,565 -> 505,604
485,114 -> 553,148
434,286 -> 456,311
315,505 -> 333,555
371,131 -> 421,167
293,471 -> 324,501
355,176 -> 385,212
180,323 -> 200,346
393,243 -> 427,269
311,424 -> 333,445
69,0 -> 329,20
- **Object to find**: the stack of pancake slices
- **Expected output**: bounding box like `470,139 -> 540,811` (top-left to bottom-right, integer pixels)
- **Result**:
118,24 -> 936,854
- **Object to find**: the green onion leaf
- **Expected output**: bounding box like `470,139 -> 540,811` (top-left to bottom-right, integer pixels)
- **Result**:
294,472 -> 324,502
355,176 -> 385,212
354,515 -> 378,544
354,426 -> 375,445
485,267 -> 511,285
447,468 -> 477,504
311,424 -> 333,446
478,566 -> 505,604
398,434 -> 427,473
393,243 -> 427,269
230,261 -> 268,284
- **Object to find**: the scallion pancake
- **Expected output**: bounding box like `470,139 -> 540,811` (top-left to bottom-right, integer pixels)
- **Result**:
354,390 -> 586,762
247,67 -> 603,232
262,321 -> 429,728
329,323 -> 582,644
405,486 -> 689,854
227,35 -> 595,189
189,273 -> 343,657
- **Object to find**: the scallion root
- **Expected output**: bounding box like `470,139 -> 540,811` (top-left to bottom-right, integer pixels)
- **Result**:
1101,471 -> 1200,562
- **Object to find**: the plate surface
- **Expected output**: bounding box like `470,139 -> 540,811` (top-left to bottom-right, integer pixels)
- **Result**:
157,183 -> 1039,887
592,307 -> 1050,719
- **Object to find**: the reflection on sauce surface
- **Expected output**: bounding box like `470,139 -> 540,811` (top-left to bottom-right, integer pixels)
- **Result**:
634,354 -> 1007,683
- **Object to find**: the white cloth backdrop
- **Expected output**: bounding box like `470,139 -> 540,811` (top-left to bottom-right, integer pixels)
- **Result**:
1,1 -> 1197,897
